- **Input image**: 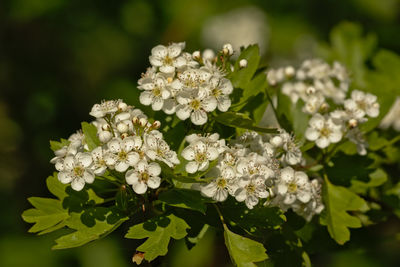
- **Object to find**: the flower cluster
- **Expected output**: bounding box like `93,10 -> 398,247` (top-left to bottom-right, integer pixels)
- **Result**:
138,42 -> 234,125
184,131 -> 323,221
50,100 -> 179,193
267,59 -> 380,154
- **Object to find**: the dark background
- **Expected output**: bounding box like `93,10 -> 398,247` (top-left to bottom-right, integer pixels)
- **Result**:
1,0 -> 400,266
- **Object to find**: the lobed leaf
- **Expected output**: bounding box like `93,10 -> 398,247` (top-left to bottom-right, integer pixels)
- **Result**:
159,188 -> 208,214
223,225 -> 268,267
321,176 -> 368,244
81,121 -> 101,151
125,214 -> 190,262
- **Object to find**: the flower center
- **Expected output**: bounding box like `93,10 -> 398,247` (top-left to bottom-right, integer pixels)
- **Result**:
288,183 -> 297,193
195,152 -> 206,163
320,127 -> 331,137
73,166 -> 85,177
190,99 -> 201,110
246,184 -> 256,193
163,56 -> 173,65
118,150 -> 128,161
153,87 -> 162,97
216,178 -> 227,188
140,172 -> 150,182
212,88 -> 221,97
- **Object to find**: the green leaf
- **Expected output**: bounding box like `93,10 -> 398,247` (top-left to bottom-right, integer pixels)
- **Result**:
22,197 -> 70,234
49,138 -> 69,152
81,121 -> 100,150
125,214 -> 190,262
223,225 -> 268,267
53,208 -> 128,249
46,173 -> 68,200
321,176 -> 368,245
232,73 -> 268,112
229,45 -> 260,89
215,112 -> 278,134
350,168 -> 388,194
159,188 -> 208,214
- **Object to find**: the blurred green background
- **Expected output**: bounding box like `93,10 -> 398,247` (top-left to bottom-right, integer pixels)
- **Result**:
1,0 -> 400,266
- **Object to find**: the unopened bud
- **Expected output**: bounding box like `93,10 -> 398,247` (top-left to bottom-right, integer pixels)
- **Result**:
118,102 -> 128,111
98,131 -> 112,143
117,122 -> 128,133
139,117 -> 148,127
202,49 -> 215,61
348,119 -> 358,128
101,123 -> 110,131
285,66 -> 295,77
306,86 -> 316,94
222,43 -> 234,56
192,51 -> 201,60
270,136 -> 283,147
120,132 -> 128,139
152,120 -> 161,129
132,116 -> 139,125
239,59 -> 248,68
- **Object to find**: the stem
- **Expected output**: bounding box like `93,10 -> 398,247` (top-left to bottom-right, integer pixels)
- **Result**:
102,197 -> 115,204
213,203 -> 227,228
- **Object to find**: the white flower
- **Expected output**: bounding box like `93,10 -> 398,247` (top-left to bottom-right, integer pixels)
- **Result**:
239,59 -> 248,68
181,140 -> 219,173
125,160 -> 161,194
138,74 -> 171,111
346,128 -> 368,155
58,152 -> 95,191
149,42 -> 186,73
271,130 -> 302,165
90,146 -> 107,176
176,91 -> 217,125
292,178 -> 324,221
305,113 -> 343,148
104,137 -> 141,172
344,90 -> 380,119
143,130 -> 180,167
207,77 -> 233,112
89,100 -> 122,118
276,167 -> 311,205
201,165 -> 236,202
234,175 -> 269,209
380,97 -> 400,131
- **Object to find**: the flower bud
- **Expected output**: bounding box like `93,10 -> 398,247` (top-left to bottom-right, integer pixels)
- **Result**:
239,59 -> 248,68
117,122 -> 128,133
132,116 -> 139,125
284,66 -> 295,77
101,123 -> 110,131
270,136 -> 283,147
98,131 -> 113,143
139,117 -> 148,127
118,102 -> 128,111
192,51 -> 201,60
348,119 -> 358,128
202,49 -> 215,61
306,86 -> 316,95
152,120 -> 161,129
222,43 -> 234,56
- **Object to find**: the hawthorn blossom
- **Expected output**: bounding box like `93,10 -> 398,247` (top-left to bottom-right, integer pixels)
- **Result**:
104,137 -> 141,172
58,152 -> 95,191
138,74 -> 171,111
235,175 -> 269,209
149,42 -> 186,73
206,77 -> 233,112
276,167 -> 311,205
176,91 -> 217,125
201,165 -> 236,202
90,146 -> 107,176
125,160 -> 161,194
305,113 -> 343,148
344,90 -> 380,119
181,139 -> 220,173
143,130 -> 180,167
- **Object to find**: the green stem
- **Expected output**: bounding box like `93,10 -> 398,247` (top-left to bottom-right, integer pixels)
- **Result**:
213,203 -> 227,228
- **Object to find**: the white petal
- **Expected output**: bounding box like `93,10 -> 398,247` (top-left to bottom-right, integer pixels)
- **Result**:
220,78 -> 233,94
71,178 -> 85,191
305,128 -> 320,141
148,162 -> 161,176
115,161 -> 129,172
191,110 -> 208,125
125,169 -> 139,184
127,152 -> 140,166
149,55 -> 163,67
309,114 -> 324,130
176,105 -> 191,120
201,97 -> 217,112
139,91 -> 153,106
168,44 -> 182,58
108,138 -> 121,153
235,188 -> 247,202
245,195 -> 259,209
160,65 -> 175,73
297,191 -> 311,203
277,184 -> 288,195
206,147 -> 219,161
58,171 -> 73,184
316,137 -> 330,148
137,160 -> 148,172
151,45 -> 168,59
214,189 -> 228,202
217,96 -> 231,112
201,183 -> 218,198
198,161 -> 209,171
281,167 -> 294,183
83,170 -> 95,184
329,130 -> 342,143
133,182 -> 148,194
152,98 -> 164,111
162,99 -> 177,114
186,161 -> 199,174
283,194 -> 296,205
63,156 -> 75,170
147,176 -> 161,189
181,147 -> 195,160
193,141 -> 206,153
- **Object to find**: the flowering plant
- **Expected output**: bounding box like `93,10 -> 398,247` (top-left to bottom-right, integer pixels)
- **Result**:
22,27 -> 400,266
